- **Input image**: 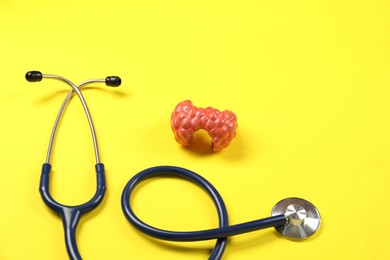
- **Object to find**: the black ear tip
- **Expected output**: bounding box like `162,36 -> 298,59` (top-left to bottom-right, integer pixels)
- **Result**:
26,71 -> 43,82
105,76 -> 121,87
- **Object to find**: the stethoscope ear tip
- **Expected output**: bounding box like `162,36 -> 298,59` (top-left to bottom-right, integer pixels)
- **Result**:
271,197 -> 321,240
105,76 -> 121,87
26,71 -> 43,82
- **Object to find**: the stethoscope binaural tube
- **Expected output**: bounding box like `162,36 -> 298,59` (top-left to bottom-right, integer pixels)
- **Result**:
26,71 -> 121,164
121,166 -> 321,260
26,71 -> 121,260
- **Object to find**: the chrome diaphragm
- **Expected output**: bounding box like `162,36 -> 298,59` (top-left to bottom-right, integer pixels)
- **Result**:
271,197 -> 321,239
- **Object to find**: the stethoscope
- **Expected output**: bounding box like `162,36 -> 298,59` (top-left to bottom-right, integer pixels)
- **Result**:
26,71 -> 321,260
26,71 -> 121,259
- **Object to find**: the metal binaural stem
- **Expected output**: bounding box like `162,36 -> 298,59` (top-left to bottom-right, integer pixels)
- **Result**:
43,74 -> 105,164
27,71 -> 120,260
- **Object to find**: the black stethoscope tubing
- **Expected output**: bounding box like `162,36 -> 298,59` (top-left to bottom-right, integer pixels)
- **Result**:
121,166 -> 287,260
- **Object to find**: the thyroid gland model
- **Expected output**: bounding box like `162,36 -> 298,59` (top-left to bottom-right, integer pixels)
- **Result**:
170,100 -> 238,151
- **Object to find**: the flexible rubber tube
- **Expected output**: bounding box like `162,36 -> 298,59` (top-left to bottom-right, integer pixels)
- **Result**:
121,166 -> 287,260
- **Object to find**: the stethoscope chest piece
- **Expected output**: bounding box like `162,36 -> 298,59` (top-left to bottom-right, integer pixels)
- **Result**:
271,197 -> 321,239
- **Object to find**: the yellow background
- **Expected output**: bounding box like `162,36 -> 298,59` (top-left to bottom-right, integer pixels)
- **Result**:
1,0 -> 389,259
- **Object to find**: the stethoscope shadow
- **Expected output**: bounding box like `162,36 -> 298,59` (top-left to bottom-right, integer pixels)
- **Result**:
35,86 -> 129,104
223,231 -> 280,255
78,190 -> 109,228
132,228 -> 281,258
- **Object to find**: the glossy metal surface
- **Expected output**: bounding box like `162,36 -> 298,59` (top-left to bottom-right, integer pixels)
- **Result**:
271,197 -> 321,239
42,74 -> 104,164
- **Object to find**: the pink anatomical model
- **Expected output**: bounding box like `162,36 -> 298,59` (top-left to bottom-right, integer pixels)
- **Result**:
170,100 -> 238,151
